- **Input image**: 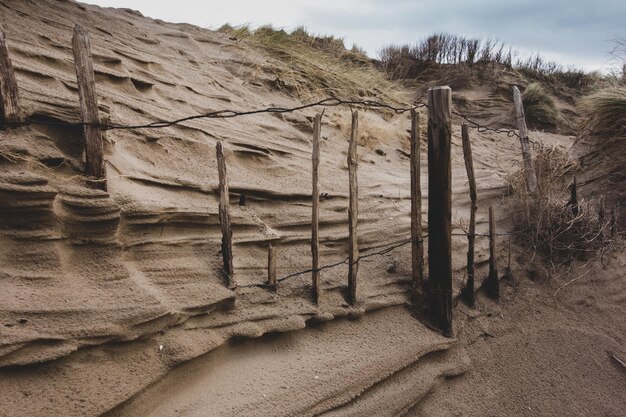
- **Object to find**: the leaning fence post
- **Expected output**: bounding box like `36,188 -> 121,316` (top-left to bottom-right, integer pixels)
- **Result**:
72,24 -> 107,191
460,124 -> 477,306
216,141 -> 235,288
0,25 -> 22,127
427,86 -> 453,336
512,86 -> 538,196
568,176 -> 579,216
311,113 -> 322,304
485,205 -> 499,300
410,109 -> 424,302
347,110 -> 359,305
268,244 -> 277,292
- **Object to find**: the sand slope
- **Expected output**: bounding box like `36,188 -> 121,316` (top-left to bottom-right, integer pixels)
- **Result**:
0,1 -> 623,416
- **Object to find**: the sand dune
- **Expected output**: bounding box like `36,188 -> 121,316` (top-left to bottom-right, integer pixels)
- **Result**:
0,1 -> 623,416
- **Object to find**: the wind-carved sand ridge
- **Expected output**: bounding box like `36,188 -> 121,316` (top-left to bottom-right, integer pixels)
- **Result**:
0,1 -> 624,416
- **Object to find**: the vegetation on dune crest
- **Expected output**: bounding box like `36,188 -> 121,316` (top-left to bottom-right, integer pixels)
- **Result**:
379,33 -> 599,90
522,83 -> 559,129
578,87 -> 626,139
218,24 -> 407,104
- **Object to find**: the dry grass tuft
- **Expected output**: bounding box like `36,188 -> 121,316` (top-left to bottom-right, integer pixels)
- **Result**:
507,144 -> 618,267
522,83 -> 559,129
578,86 -> 626,138
218,24 -> 407,104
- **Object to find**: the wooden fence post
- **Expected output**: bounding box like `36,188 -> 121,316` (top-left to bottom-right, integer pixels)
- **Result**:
410,109 -> 424,302
347,110 -> 359,305
568,176 -> 579,216
512,86 -> 538,196
72,24 -> 107,191
268,244 -> 277,292
0,25 -> 22,127
460,124 -> 477,306
216,141 -> 235,288
427,86 -> 453,336
311,113 -> 321,304
485,205 -> 499,300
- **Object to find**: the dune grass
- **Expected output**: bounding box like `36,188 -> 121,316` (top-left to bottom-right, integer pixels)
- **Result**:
218,24 -> 407,104
578,87 -> 626,138
522,83 -> 559,129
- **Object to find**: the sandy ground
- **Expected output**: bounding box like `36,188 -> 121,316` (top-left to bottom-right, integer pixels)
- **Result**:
0,1 -> 624,416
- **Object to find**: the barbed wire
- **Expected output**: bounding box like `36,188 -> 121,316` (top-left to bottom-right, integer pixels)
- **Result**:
4,96 -> 532,147
238,228 -> 533,289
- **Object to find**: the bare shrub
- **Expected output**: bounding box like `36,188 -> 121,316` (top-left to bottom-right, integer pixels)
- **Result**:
507,144 -> 617,266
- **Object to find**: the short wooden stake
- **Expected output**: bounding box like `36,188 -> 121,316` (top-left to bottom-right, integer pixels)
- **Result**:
568,176 -> 579,216
72,24 -> 106,191
0,25 -> 22,127
513,86 -> 538,196
485,205 -> 499,300
216,141 -> 235,288
311,114 -> 321,304
427,86 -> 453,336
347,110 -> 359,305
410,109 -> 424,301
460,124 -> 477,306
268,244 -> 277,292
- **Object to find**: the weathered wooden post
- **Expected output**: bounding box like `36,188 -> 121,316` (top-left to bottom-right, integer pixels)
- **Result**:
347,110 -> 359,305
410,109 -> 424,301
311,113 -> 322,304
485,205 -> 499,300
460,124 -> 477,306
0,25 -> 22,127
568,176 -> 579,216
216,141 -> 235,288
268,244 -> 277,292
513,86 -> 538,196
72,24 -> 107,191
427,86 -> 453,336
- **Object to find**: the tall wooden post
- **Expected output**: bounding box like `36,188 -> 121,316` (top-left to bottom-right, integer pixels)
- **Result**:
485,205 -> 499,300
410,109 -> 424,301
427,86 -> 453,336
460,124 -> 477,306
216,141 -> 235,288
568,176 -> 579,216
311,114 -> 321,304
268,244 -> 277,292
72,24 -> 107,191
0,25 -> 22,127
347,110 -> 359,305
513,86 -> 537,196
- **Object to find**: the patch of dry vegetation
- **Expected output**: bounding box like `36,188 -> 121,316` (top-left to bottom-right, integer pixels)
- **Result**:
578,86 -> 626,138
379,33 -> 599,90
522,83 -> 559,129
507,144 -> 618,268
218,24 -> 407,104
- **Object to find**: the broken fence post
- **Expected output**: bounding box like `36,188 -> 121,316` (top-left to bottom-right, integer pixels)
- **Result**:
72,24 -> 107,191
427,86 -> 453,336
0,24 -> 22,128
347,110 -> 359,305
410,109 -> 424,304
311,113 -> 321,304
460,124 -> 477,306
512,86 -> 538,196
216,141 -> 235,288
485,205 -> 500,300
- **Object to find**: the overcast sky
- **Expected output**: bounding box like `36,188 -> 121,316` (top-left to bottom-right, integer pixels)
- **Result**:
84,0 -> 624,72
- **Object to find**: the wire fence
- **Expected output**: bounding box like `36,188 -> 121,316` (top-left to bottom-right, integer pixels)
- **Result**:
1,92 -> 536,291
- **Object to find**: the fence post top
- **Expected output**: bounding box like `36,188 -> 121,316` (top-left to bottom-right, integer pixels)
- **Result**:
428,85 -> 451,92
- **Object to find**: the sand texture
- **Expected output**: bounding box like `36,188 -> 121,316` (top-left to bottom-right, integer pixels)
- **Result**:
0,1 -> 624,416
